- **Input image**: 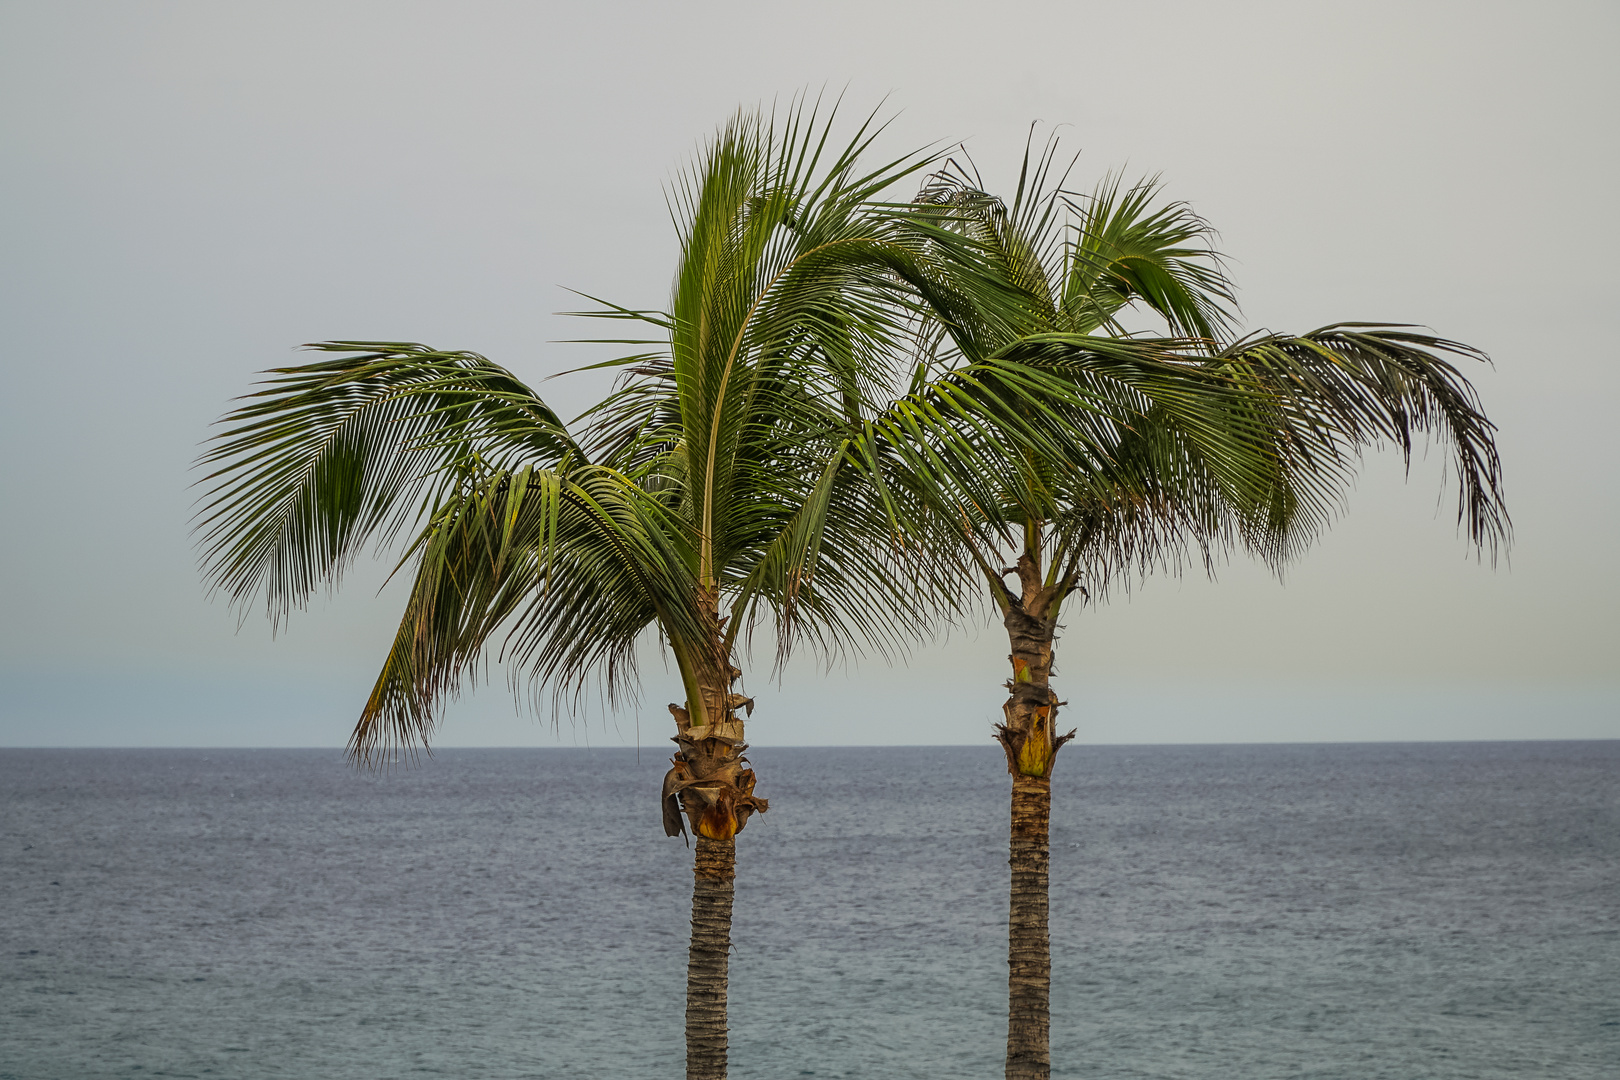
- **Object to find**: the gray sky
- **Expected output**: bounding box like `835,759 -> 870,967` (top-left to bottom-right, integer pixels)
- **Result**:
3,0 -> 1616,748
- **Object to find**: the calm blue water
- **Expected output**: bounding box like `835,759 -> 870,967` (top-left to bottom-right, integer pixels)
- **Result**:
2,743 -> 1616,1079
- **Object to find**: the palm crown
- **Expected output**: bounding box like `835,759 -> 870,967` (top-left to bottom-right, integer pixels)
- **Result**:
899,141 -> 1508,598
196,109 -> 939,754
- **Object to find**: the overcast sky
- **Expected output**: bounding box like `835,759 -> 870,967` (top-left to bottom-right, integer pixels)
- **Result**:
2,0 -> 1616,748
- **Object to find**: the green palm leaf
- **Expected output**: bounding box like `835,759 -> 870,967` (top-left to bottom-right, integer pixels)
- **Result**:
195,344 -> 579,622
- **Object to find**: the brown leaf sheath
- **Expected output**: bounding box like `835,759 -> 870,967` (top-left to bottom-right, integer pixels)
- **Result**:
992,553 -> 1076,781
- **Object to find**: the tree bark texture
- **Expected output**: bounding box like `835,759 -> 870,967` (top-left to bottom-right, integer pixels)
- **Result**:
686,836 -> 735,1080
1006,775 -> 1052,1080
992,552 -> 1074,1080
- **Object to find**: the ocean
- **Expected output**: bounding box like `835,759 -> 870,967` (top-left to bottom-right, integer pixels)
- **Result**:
2,742 -> 1615,1078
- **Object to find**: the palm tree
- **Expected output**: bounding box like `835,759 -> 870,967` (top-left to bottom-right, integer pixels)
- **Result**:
192,106 -> 918,1079
891,144 -> 1510,1079
193,104 -> 1121,1080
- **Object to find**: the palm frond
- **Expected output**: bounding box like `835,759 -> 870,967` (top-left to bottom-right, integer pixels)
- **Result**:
194,343 -> 579,622
1061,174 -> 1237,344
1215,324 -> 1509,557
350,461 -> 707,762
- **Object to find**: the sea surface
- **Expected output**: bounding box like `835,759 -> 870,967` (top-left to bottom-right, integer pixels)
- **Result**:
1,742 -> 1615,1079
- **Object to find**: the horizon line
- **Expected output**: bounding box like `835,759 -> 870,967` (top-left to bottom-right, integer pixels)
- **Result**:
3,737 -> 1615,752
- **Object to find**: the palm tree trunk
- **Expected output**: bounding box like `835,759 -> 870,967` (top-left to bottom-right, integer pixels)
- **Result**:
992,552 -> 1075,1080
686,836 -> 734,1080
1006,775 -> 1051,1079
